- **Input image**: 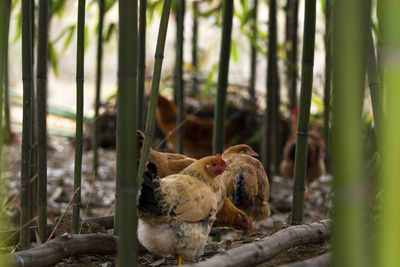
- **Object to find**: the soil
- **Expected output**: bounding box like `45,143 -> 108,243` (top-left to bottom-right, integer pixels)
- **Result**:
2,130 -> 332,266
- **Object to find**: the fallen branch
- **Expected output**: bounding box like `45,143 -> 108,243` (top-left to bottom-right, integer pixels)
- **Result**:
1,234 -> 117,267
278,252 -> 331,267
185,219 -> 331,267
1,216 -> 114,246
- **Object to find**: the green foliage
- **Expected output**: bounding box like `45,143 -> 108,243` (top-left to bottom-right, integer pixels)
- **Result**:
48,42 -> 59,76
104,22 -> 116,42
50,0 -> 67,18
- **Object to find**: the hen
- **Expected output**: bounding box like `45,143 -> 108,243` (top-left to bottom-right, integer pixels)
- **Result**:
220,144 -> 271,222
137,155 -> 227,264
137,131 -> 253,230
279,107 -> 326,185
156,94 -> 242,159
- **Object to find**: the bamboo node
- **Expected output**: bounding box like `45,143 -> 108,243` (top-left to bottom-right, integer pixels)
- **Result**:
76,77 -> 84,82
22,76 -> 33,81
36,74 -> 47,79
155,53 -> 164,59
115,187 -> 138,195
296,131 -> 309,136
144,131 -> 154,137
301,60 -> 314,67
293,184 -> 305,192
118,68 -> 137,78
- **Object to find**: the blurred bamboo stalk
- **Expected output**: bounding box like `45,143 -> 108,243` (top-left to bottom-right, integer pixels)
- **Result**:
323,0 -> 331,171
3,0 -> 12,144
263,0 -> 278,177
137,0 -> 147,130
175,0 -> 185,154
377,0 -> 400,266
366,27 -> 382,142
137,0 -> 173,178
290,0 -> 317,225
93,0 -> 105,178
331,0 -> 369,265
72,0 -> 86,234
212,0 -> 233,155
20,0 -> 34,249
191,1 -> 199,96
286,0 -> 299,110
36,0 -> 49,243
116,0 -> 139,264
249,0 -> 258,103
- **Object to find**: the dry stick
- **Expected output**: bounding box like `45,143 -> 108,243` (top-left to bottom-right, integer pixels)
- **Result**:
1,234 -> 118,267
278,252 -> 331,267
79,173 -> 96,234
183,220 -> 331,267
47,187 -> 80,241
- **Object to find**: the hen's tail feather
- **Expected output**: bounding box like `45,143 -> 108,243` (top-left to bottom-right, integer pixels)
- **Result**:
138,162 -> 163,215
233,171 -> 253,208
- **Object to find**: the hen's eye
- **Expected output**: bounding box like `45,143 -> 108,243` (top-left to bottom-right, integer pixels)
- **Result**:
212,163 -> 217,167
242,218 -> 247,223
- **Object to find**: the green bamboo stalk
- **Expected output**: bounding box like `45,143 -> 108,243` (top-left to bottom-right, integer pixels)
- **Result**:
175,0 -> 185,154
137,0 -> 147,130
93,0 -> 105,178
29,0 -> 37,226
290,0 -> 317,225
0,0 -> 8,254
191,0 -> 199,96
137,0 -> 173,179
366,27 -> 382,142
36,0 -> 49,243
20,0 -> 34,249
286,0 -> 299,110
323,0 -> 331,171
212,0 -> 234,155
116,0 -> 138,265
377,0 -> 400,266
249,0 -> 258,102
72,0 -> 86,234
263,0 -> 278,177
331,0 -> 369,265
3,0 -> 12,144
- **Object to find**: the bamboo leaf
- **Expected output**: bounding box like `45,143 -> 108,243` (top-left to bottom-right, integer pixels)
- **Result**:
12,11 -> 21,43
84,25 -> 90,52
104,22 -> 115,42
48,42 -> 59,76
231,39 -> 238,62
62,25 -> 76,51
105,0 -> 117,12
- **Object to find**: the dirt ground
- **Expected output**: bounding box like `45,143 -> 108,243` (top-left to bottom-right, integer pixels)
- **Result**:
3,134 -> 332,266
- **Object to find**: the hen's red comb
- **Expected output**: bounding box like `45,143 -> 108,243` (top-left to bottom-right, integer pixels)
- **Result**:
216,153 -> 226,165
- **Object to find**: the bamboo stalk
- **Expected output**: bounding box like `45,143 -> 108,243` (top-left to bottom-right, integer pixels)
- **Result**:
290,0 -> 317,225
377,1 -> 400,266
137,0 -> 173,178
20,0 -> 34,249
286,0 -> 299,110
116,0 -> 139,265
212,0 -> 234,155
93,0 -> 105,178
191,1 -> 199,96
36,0 -> 49,243
3,0 -> 12,144
366,27 -> 382,142
249,0 -> 258,102
323,0 -> 331,171
137,0 -> 147,130
175,0 -> 185,154
29,0 -> 37,227
331,0 -> 369,265
264,0 -> 278,177
72,0 -> 86,234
